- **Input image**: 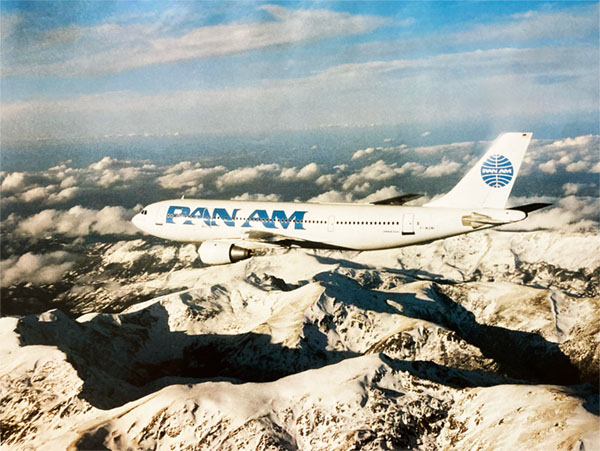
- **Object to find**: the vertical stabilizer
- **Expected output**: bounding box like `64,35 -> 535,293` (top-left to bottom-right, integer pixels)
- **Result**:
424,132 -> 532,209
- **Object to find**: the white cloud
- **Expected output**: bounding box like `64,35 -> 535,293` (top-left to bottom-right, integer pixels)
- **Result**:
91,206 -> 140,234
0,251 -> 76,286
21,186 -> 52,203
315,174 -> 337,186
99,167 -> 142,187
315,46 -> 595,89
526,135 -> 599,176
5,44 -> 597,140
279,168 -> 298,180
548,134 -> 597,149
279,162 -> 321,181
505,196 -> 599,232
455,8 -> 598,44
308,190 -> 353,203
351,182 -> 372,194
421,131 -> 431,137
413,141 -> 475,155
558,154 -> 572,165
307,185 -> 418,205
296,162 -> 321,180
52,187 -> 79,203
562,183 -> 580,196
15,206 -> 139,237
3,5 -> 387,77
158,164 -> 226,190
216,163 -> 281,189
352,147 -> 376,160
231,193 -> 282,202
15,185 -> 77,204
1,172 -> 26,191
359,186 -> 403,204
421,160 -> 461,178
342,160 -> 399,190
16,210 -> 56,236
88,156 -> 119,171
0,157 -> 160,205
398,161 -> 425,176
539,160 -> 558,174
565,161 -> 588,173
60,175 -> 78,189
357,6 -> 598,58
341,159 -> 431,191
75,157 -> 155,188
179,184 -> 205,197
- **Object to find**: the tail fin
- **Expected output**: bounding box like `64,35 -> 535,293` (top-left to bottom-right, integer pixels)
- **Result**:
424,132 -> 532,209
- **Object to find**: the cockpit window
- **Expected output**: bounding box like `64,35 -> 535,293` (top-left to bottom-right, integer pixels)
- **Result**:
141,210 -> 148,215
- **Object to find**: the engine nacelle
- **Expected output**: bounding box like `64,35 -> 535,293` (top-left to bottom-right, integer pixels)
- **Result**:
198,241 -> 253,265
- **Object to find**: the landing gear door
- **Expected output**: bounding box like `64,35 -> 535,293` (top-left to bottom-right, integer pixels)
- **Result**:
402,213 -> 415,235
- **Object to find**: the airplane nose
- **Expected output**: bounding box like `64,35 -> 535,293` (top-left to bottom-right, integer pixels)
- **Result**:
131,213 -> 143,230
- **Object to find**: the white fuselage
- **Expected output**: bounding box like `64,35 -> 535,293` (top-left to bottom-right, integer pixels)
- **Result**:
131,199 -> 526,250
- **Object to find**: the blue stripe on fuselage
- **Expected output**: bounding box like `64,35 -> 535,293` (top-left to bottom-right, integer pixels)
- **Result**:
165,205 -> 307,230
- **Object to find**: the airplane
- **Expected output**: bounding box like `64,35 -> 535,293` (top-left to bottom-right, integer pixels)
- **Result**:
132,132 -> 550,265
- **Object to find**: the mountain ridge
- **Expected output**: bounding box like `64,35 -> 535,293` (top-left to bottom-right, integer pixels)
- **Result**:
1,229 -> 598,449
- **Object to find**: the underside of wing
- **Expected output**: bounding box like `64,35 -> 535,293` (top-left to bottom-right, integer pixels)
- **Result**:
241,230 -> 352,250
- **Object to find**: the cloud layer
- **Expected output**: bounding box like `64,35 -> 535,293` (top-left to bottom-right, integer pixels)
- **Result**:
1,132 -> 597,287
2,134 -> 597,215
1,251 -> 76,286
1,134 -> 597,213
2,5 -> 387,78
1,4 -> 597,140
7,206 -> 139,238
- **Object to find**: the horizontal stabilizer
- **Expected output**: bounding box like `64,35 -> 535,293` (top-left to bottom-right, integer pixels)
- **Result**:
510,203 -> 552,214
372,194 -> 423,205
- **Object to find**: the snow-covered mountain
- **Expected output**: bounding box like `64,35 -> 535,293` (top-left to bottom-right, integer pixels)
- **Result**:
1,229 -> 598,449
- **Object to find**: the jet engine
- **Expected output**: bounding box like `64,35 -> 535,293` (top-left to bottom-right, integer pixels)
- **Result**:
198,241 -> 253,265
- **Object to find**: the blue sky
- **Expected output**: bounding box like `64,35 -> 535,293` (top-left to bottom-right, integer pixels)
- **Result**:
1,1 -> 598,141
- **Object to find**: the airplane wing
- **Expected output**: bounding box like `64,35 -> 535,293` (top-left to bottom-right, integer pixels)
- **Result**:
371,194 -> 423,205
244,230 -> 352,250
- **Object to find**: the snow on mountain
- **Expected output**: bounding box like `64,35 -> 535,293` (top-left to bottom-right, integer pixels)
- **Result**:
1,229 -> 598,449
354,230 -> 599,296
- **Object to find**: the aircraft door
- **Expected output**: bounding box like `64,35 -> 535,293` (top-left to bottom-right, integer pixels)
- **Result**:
155,206 -> 167,226
402,213 -> 415,235
328,215 -> 335,232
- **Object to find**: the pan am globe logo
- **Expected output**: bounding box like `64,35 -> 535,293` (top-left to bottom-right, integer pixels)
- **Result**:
481,154 -> 513,188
